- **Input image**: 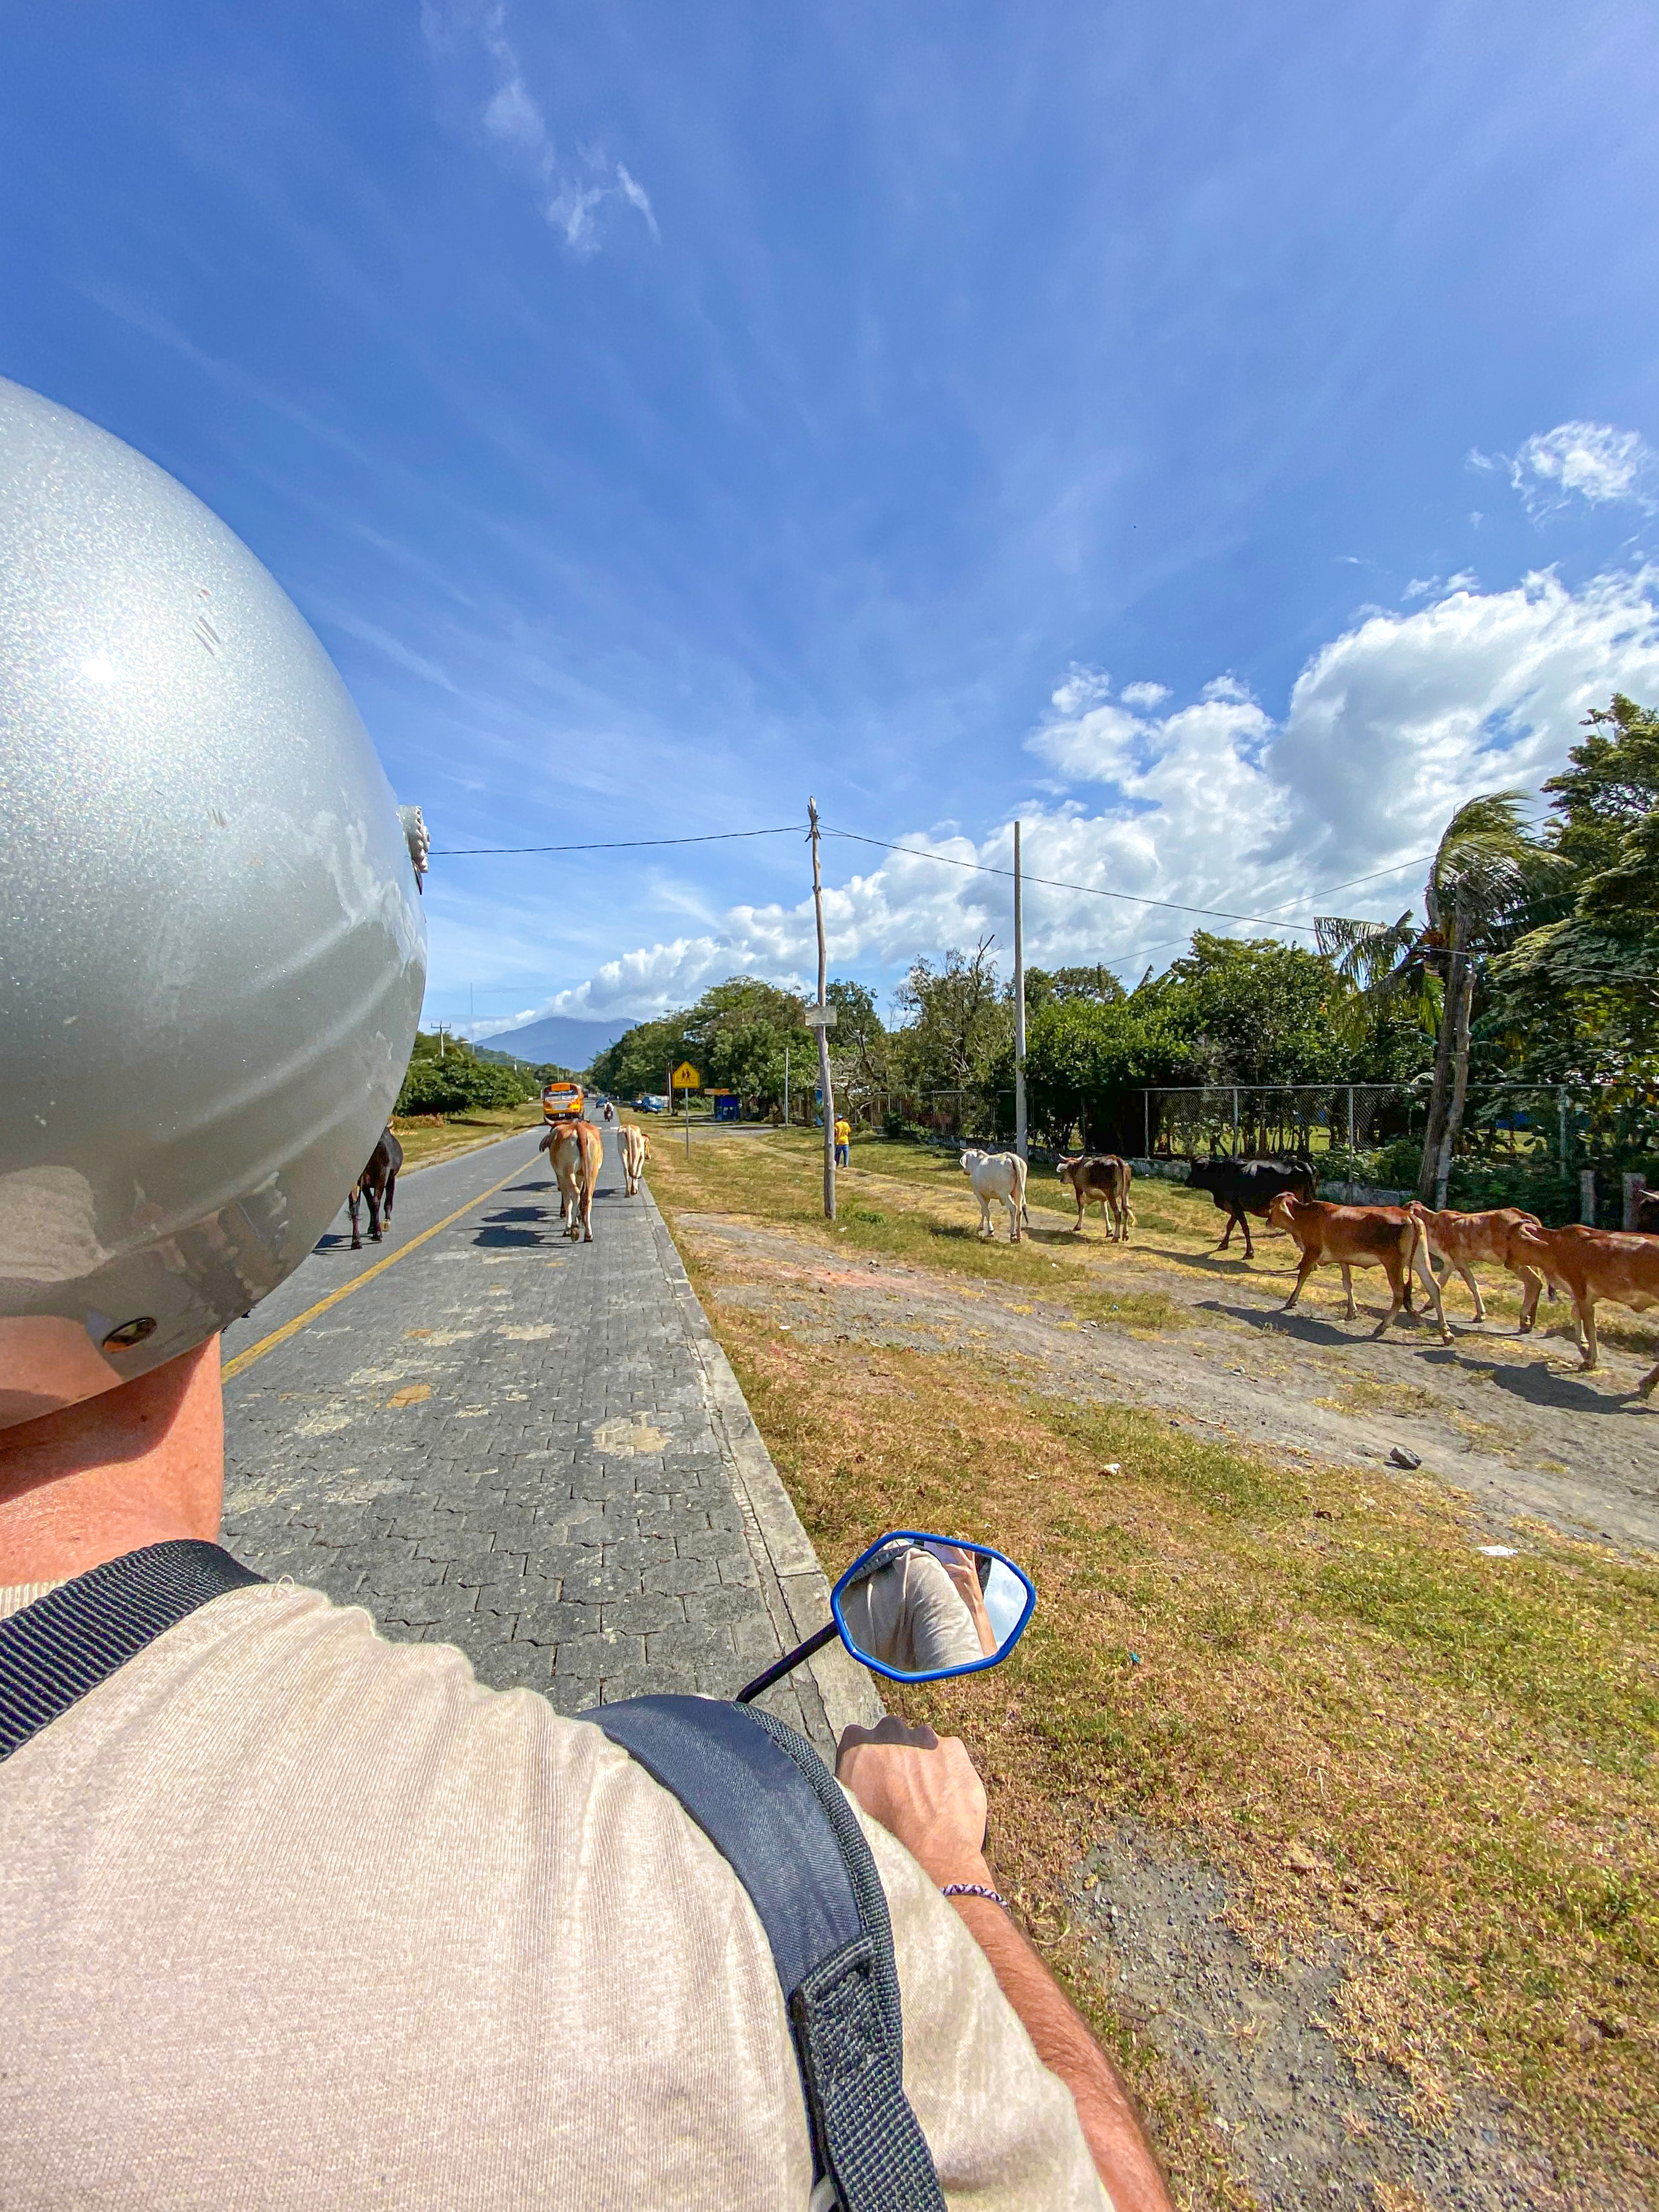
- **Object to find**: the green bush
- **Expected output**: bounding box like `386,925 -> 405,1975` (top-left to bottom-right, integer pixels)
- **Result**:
395,1055 -> 533,1116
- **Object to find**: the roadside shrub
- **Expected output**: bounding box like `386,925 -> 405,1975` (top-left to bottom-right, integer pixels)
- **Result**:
395,1055 -> 531,1116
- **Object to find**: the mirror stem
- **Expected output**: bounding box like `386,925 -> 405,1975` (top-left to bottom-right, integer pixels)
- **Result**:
734,1619 -> 841,1704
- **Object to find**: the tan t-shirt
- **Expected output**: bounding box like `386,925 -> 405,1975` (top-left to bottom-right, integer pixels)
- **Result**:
0,1581 -> 1108,2210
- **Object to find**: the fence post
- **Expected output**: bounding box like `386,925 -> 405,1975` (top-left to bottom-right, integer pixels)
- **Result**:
1558,1087 -> 1569,1177
1144,1092 -> 1150,1160
1346,1085 -> 1355,1201
1231,1086 -> 1239,1157
1624,1172 -> 1645,1230
1580,1169 -> 1597,1226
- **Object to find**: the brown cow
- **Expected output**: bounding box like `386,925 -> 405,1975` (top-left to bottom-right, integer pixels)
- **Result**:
1405,1203 -> 1545,1323
620,1123 -> 649,1196
1507,1223 -> 1659,1391
1055,1154 -> 1135,1241
348,1127 -> 403,1250
539,1118 -> 604,1242
1266,1193 -> 1451,1342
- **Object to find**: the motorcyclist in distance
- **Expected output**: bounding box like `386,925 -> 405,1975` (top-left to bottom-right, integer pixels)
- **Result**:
0,379 -> 1171,2212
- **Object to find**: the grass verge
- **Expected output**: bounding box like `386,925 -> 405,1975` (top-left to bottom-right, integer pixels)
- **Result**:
391,1101 -> 545,1172
646,1127 -> 1659,2205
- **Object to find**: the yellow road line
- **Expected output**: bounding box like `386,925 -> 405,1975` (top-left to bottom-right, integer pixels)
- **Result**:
221,1151 -> 535,1383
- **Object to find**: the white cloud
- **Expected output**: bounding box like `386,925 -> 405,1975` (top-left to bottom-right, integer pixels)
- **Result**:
1474,421 -> 1656,519
616,164 -> 660,244
1049,664 -> 1111,714
1513,422 -> 1653,513
1119,680 -> 1170,709
463,568 -> 1659,1029
424,2 -> 657,254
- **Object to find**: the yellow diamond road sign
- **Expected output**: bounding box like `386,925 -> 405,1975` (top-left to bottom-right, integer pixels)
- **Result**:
671,1062 -> 701,1090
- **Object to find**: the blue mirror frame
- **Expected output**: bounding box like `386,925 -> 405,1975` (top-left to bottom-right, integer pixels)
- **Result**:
831,1530 -> 1037,1684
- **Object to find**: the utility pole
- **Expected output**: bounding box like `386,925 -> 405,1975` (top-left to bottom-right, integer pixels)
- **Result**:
808,797 -> 836,1220
783,1044 -> 790,1128
1013,820 -> 1027,1162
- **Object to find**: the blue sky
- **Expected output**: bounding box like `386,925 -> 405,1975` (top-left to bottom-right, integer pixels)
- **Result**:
5,1 -> 1658,1035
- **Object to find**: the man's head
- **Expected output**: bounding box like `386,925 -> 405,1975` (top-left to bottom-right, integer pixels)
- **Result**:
0,377 -> 426,1432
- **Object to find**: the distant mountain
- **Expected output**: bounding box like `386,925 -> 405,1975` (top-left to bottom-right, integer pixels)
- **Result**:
470,1012 -> 636,1071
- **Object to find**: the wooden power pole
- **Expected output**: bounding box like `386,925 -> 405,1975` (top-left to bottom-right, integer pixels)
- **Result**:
807,797 -> 836,1220
1013,819 -> 1027,1162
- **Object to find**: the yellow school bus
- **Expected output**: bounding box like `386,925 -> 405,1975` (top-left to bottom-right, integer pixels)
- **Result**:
541,1080 -> 585,1123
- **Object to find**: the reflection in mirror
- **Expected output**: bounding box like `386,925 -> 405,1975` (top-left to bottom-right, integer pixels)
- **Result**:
832,1533 -> 1034,1684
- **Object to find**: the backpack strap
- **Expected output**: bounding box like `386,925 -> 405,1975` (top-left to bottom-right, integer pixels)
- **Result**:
591,1694 -> 945,2212
0,1540 -> 264,1761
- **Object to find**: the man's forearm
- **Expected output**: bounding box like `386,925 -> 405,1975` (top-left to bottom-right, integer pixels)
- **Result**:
948,1893 -> 1172,2212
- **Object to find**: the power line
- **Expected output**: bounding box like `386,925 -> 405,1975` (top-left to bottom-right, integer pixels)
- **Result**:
822,827 -> 1434,935
431,824 -> 807,857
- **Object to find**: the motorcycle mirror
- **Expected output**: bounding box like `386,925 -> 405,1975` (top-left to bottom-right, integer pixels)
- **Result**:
734,1532 -> 1035,1703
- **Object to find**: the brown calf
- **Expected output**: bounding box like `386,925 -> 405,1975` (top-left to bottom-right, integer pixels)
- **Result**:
1055,1154 -> 1135,1241
1508,1223 -> 1659,1392
1266,1194 -> 1451,1342
1404,1203 -> 1545,1323
540,1119 -> 604,1242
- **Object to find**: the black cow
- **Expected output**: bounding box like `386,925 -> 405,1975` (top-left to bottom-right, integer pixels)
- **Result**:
349,1127 -> 403,1249
1185,1155 -> 1316,1261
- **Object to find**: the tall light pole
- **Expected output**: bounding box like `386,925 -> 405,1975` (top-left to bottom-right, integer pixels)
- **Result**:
808,797 -> 836,1221
1013,819 -> 1027,1162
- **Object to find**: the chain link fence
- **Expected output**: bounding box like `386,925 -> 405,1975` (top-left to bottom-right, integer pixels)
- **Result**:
1138,1081 -> 1659,1226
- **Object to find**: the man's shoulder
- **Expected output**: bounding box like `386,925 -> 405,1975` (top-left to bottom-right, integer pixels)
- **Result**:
1,1577 -> 628,1811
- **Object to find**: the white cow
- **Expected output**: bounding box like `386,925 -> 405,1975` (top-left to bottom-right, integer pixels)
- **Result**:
620,1124 -> 649,1196
961,1148 -> 1029,1242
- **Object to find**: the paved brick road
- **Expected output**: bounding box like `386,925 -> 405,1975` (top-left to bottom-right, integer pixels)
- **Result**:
220,1120 -> 875,1754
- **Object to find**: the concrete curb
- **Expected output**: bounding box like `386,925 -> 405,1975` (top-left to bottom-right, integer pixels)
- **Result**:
640,1184 -> 884,1750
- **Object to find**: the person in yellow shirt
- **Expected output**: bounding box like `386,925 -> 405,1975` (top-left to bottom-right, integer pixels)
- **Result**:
834,1113 -> 852,1167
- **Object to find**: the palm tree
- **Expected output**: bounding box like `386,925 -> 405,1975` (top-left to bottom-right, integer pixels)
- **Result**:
1317,793 -> 1568,1206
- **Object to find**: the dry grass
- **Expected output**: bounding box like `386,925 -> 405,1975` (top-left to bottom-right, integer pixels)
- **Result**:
390,1101 -> 545,1172
647,1127 -> 1659,2206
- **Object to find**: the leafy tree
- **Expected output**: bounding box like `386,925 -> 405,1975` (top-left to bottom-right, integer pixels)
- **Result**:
588,1015 -> 693,1100
890,938 -> 1011,1101
395,1054 -> 534,1115
1320,793 -> 1567,1204
1022,994 -> 1190,1151
1023,964 -> 1125,1015
826,978 -> 889,1116
1140,934 -> 1352,1088
1488,695 -> 1659,1103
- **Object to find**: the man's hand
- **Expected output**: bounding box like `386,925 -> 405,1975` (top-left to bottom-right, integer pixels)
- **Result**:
837,1715 -> 1175,2212
835,1716 -> 990,1887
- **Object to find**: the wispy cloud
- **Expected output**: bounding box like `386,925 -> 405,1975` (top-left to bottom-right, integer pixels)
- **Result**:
315,607 -> 460,692
423,2 -> 658,256
1470,421 -> 1656,518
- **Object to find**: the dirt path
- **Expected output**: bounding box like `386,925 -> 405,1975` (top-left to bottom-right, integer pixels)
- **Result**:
678,1210 -> 1659,1554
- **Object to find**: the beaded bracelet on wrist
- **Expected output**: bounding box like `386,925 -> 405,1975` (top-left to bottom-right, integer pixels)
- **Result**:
941,1882 -> 1010,1910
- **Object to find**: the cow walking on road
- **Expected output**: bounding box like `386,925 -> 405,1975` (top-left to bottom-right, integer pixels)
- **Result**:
1266,1193 -> 1451,1342
1055,1154 -> 1135,1241
961,1149 -> 1029,1242
348,1127 -> 403,1250
541,1118 -> 604,1242
620,1124 -> 649,1196
1187,1156 -> 1316,1261
1508,1222 -> 1659,1389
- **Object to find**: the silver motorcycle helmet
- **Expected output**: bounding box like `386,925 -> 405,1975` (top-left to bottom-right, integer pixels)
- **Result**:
0,379 -> 426,1428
